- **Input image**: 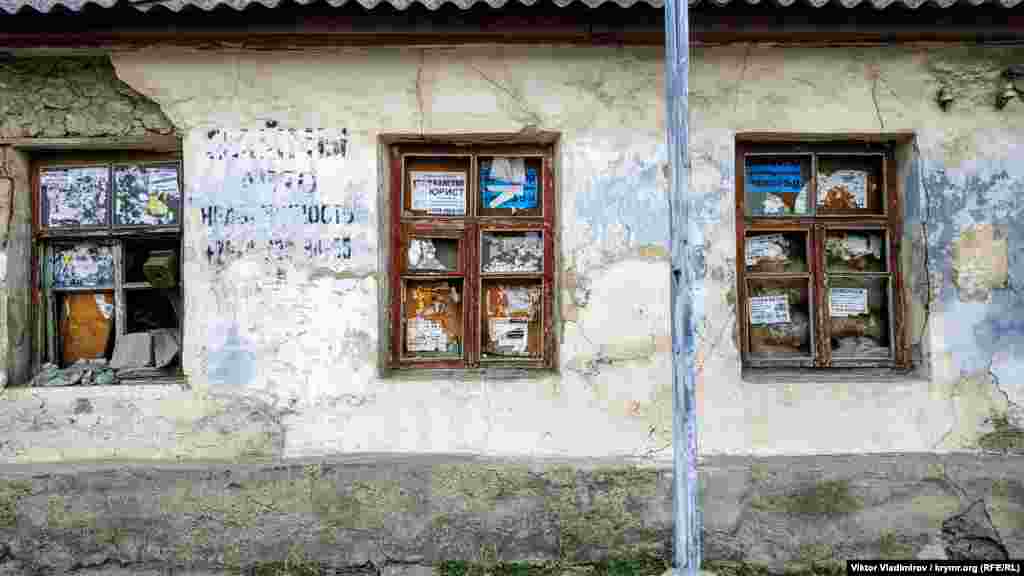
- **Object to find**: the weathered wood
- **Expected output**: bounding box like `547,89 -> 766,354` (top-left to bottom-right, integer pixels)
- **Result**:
665,0 -> 701,572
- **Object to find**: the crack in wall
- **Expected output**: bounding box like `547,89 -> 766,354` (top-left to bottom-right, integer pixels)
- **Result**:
466,62 -> 541,128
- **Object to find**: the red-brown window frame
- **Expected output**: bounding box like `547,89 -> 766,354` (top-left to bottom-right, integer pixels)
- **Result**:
389,143 -> 556,370
735,140 -> 910,370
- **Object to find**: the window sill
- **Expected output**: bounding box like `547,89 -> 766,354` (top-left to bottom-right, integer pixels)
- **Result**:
384,367 -> 558,382
741,365 -> 927,384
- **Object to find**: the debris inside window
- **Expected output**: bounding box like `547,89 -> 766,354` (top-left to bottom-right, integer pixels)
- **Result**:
114,164 -> 181,226
58,291 -> 115,366
404,280 -> 463,356
828,277 -> 890,358
125,289 -> 179,332
482,281 -> 541,358
52,243 -> 114,288
407,237 -> 458,272
124,239 -> 179,284
745,232 -> 807,273
41,166 -> 109,227
481,231 -> 543,273
747,279 -> 811,357
744,156 -> 810,216
825,231 -> 886,272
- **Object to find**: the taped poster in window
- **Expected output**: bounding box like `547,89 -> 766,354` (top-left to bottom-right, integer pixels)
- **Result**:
52,244 -> 115,288
818,170 -> 867,209
114,164 -> 181,226
749,294 -> 791,325
41,166 -> 109,227
410,171 -> 466,216
829,287 -> 868,317
746,161 -> 806,215
406,317 -> 448,352
490,317 -> 528,354
745,234 -> 788,266
480,159 -> 538,210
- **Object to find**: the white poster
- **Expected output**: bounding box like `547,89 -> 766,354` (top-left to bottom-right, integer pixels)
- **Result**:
410,171 -> 466,216
749,294 -> 791,325
407,318 -> 448,352
745,234 -> 787,266
829,287 -> 868,317
818,170 -> 867,208
504,287 -> 534,315
491,317 -> 528,353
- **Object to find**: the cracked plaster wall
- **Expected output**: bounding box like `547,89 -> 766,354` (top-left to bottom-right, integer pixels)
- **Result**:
0,45 -> 1021,463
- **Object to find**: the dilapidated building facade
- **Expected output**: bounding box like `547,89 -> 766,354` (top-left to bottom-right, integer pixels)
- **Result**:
0,0 -> 1022,573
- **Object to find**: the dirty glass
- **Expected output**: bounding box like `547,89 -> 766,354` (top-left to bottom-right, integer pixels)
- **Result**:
744,155 -> 812,217
827,276 -> 891,359
481,231 -> 543,274
403,279 -> 463,358
52,243 -> 115,289
746,277 -> 813,358
481,279 -> 542,359
825,230 -> 887,273
816,154 -> 885,215
407,237 -> 459,273
41,166 -> 110,228
113,164 -> 181,226
745,231 -> 808,274
477,156 -> 543,217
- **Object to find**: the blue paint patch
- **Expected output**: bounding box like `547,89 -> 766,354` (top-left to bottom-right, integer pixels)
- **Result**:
575,159 -> 669,249
207,325 -> 258,386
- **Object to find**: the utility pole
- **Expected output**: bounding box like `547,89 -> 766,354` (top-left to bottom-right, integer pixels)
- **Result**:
664,0 -> 700,572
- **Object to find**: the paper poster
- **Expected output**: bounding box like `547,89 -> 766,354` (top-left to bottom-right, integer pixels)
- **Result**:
52,244 -> 114,288
843,234 -> 882,260
504,286 -> 535,315
746,234 -> 787,266
749,294 -> 791,325
829,287 -> 868,317
42,166 -> 109,227
818,170 -> 867,208
410,171 -> 466,216
480,160 -> 538,210
747,161 -> 803,215
407,317 -> 448,352
491,317 -> 528,353
114,164 -> 181,226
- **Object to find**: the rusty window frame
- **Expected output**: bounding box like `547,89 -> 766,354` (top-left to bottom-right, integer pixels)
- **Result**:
31,150 -> 183,371
735,140 -> 910,370
389,143 -> 556,370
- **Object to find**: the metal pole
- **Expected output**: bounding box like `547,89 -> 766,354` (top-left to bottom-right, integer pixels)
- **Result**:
664,0 -> 700,572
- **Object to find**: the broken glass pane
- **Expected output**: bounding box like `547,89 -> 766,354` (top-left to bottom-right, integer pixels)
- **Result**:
52,243 -> 114,288
41,166 -> 109,227
745,155 -> 811,217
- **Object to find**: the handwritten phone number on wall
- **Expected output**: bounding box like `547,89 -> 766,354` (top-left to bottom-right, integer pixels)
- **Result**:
205,237 -> 353,265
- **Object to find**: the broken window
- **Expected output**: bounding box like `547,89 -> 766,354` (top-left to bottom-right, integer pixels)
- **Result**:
736,141 -> 907,369
390,143 -> 554,369
32,152 -> 183,386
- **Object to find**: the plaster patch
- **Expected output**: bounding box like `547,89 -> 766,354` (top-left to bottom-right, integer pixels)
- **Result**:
952,224 -> 1009,302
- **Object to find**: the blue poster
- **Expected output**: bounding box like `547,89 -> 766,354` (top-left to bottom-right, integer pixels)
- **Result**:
746,162 -> 802,195
480,160 -> 538,210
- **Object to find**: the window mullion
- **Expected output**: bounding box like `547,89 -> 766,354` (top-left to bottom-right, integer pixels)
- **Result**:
813,224 -> 831,367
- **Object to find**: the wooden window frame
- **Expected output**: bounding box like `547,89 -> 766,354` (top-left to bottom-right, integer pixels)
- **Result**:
736,140 -> 910,370
389,143 -> 556,371
31,150 -> 184,373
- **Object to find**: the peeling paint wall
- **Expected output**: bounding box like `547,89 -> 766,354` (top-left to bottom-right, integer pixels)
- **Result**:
0,45 -> 1021,462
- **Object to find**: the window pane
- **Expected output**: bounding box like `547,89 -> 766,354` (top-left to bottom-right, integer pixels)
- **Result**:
477,156 -> 543,218
745,231 -> 808,274
746,278 -> 813,358
744,155 -> 812,217
407,237 -> 459,273
404,157 -> 470,217
816,154 -> 885,215
52,243 -> 114,288
404,279 -> 463,357
481,231 -> 544,274
114,164 -> 181,226
825,230 -> 887,273
125,289 -> 180,332
41,166 -> 109,228
124,238 -> 180,284
481,280 -> 542,359
828,276 -> 892,359
59,291 -> 115,367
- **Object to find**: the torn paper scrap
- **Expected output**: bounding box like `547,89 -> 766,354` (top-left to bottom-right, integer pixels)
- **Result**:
407,317 -> 448,352
818,170 -> 867,208
749,294 -> 791,325
491,317 -> 528,353
488,157 -> 526,183
746,234 -> 788,266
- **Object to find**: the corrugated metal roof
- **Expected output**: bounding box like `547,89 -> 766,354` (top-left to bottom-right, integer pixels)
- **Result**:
1,0 -> 1019,16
